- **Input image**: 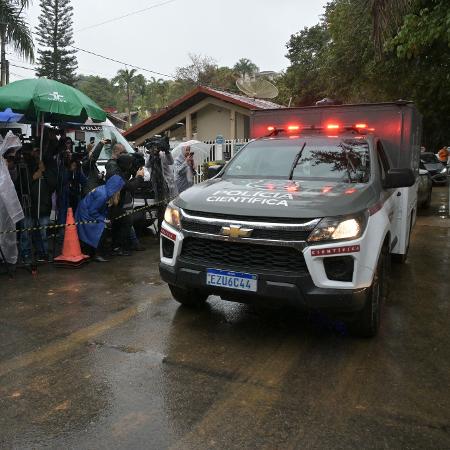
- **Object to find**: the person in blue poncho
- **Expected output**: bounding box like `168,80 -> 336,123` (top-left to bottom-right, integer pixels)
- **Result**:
75,175 -> 125,262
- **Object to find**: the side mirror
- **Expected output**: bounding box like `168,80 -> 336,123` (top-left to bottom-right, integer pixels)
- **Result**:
383,168 -> 415,189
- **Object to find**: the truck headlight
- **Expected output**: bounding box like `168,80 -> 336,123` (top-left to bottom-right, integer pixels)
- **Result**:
308,212 -> 367,243
440,167 -> 447,174
164,204 -> 181,229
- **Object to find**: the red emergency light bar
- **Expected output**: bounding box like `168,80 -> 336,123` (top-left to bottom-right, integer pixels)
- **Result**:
267,124 -> 301,132
265,123 -> 375,136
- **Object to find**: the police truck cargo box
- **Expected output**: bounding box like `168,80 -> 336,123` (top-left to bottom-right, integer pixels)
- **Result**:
159,101 -> 421,337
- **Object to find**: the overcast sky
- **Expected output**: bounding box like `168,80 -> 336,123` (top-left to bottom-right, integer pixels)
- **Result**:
9,0 -> 327,82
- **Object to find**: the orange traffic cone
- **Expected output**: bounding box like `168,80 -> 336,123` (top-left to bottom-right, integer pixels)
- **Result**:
54,207 -> 89,268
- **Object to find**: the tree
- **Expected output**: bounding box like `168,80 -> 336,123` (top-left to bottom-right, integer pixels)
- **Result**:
133,74 -> 147,106
209,66 -> 238,92
175,53 -> 218,86
75,75 -> 118,110
280,0 -> 450,149
388,0 -> 450,58
233,58 -> 259,79
276,23 -> 330,106
0,0 -> 34,85
112,68 -> 138,127
35,0 -> 78,85
369,0 -> 414,52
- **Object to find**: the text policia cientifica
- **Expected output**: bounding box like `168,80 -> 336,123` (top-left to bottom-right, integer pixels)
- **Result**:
206,190 -> 293,207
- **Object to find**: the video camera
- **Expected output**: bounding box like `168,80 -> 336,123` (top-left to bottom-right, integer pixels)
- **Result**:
131,152 -> 145,173
143,135 -> 170,154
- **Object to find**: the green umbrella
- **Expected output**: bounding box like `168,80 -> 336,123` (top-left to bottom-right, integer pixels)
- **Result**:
0,78 -> 106,122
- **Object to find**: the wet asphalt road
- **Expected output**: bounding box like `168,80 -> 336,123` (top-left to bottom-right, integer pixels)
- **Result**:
1,187 -> 449,450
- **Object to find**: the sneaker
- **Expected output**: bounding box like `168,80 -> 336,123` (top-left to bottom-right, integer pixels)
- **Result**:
21,255 -> 32,265
93,255 -> 110,263
112,248 -> 132,257
37,254 -> 49,263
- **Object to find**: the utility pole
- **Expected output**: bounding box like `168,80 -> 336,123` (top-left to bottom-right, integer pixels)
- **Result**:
0,27 -> 6,86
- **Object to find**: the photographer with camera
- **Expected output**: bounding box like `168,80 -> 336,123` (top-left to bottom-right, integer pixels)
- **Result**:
144,136 -> 176,231
106,144 -> 144,256
174,144 -> 196,194
82,138 -> 108,194
144,136 -> 177,200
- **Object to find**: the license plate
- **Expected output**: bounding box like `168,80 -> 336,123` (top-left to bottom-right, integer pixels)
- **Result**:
206,269 -> 257,292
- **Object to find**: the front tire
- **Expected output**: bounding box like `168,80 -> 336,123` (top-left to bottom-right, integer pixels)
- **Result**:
350,246 -> 388,338
168,284 -> 207,307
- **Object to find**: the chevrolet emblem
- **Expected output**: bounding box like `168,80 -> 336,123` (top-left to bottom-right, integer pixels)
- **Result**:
221,224 -> 253,238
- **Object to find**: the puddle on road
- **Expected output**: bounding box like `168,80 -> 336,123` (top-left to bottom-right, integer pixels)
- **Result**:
88,341 -> 166,361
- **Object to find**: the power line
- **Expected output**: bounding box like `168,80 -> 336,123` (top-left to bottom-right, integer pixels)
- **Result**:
10,72 -> 26,79
76,0 -> 177,32
70,45 -> 175,79
10,63 -> 35,72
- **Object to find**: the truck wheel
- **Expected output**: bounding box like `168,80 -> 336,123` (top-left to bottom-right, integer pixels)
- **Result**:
168,284 -> 207,307
350,247 -> 388,338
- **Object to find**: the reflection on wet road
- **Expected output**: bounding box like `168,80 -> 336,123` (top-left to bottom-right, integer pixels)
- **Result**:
1,187 -> 449,449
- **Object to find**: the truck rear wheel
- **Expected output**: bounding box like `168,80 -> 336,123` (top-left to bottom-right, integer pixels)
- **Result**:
168,284 -> 207,307
350,247 -> 388,338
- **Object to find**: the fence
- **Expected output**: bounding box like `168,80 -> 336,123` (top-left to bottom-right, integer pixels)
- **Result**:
193,138 -> 250,184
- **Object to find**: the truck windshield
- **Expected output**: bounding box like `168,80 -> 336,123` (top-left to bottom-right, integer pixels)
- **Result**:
224,137 -> 371,183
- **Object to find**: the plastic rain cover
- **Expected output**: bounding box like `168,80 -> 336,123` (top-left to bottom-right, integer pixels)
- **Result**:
0,132 -> 24,264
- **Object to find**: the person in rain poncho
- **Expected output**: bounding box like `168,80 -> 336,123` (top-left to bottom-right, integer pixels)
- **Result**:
174,145 -> 196,194
0,132 -> 24,265
75,175 -> 125,262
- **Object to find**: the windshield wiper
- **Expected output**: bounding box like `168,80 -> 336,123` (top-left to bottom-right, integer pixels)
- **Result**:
288,142 -> 307,180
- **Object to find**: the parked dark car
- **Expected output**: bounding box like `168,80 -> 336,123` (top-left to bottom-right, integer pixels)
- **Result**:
420,152 -> 447,185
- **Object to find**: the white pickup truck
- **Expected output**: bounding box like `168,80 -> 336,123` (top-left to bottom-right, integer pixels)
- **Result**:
159,101 -> 421,337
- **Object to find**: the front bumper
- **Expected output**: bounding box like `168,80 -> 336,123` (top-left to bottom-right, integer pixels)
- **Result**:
159,260 -> 368,312
430,172 -> 447,184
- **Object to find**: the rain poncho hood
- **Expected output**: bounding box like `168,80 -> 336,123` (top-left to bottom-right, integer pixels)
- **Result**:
106,174 -> 125,197
0,132 -> 24,264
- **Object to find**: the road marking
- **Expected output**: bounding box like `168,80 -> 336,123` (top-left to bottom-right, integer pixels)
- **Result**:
0,291 -> 169,379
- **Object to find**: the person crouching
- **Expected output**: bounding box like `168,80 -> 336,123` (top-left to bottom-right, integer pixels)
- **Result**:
75,175 -> 125,262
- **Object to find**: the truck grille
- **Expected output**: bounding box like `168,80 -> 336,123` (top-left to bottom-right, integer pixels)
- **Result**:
182,209 -> 310,224
181,220 -> 311,241
180,237 -> 307,273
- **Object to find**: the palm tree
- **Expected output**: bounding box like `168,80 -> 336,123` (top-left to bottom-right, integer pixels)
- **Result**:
233,58 -> 259,79
368,0 -> 413,51
0,0 -> 34,85
133,74 -> 147,106
112,68 -> 138,127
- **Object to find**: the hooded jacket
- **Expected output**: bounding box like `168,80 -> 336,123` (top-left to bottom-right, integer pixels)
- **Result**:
174,154 -> 196,194
75,175 -> 125,248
